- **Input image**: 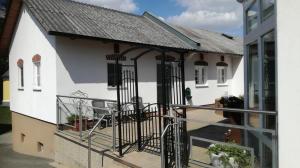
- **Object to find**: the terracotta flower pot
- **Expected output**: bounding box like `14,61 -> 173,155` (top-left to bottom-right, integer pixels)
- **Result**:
71,119 -> 88,131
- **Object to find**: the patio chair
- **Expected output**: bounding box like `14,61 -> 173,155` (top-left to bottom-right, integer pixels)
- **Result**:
92,100 -> 110,127
131,97 -> 147,110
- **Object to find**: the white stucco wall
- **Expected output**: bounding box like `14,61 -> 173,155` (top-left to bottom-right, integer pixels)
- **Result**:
56,37 -> 164,104
230,56 -> 244,97
185,53 -> 243,105
56,38 -> 243,106
9,7 -> 57,123
277,0 -> 300,167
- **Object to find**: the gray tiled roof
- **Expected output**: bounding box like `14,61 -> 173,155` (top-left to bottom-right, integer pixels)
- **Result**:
24,0 -> 193,50
173,25 -> 243,55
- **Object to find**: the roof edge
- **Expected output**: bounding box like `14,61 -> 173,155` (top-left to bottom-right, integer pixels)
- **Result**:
0,0 -> 23,57
143,12 -> 201,50
49,31 -> 194,52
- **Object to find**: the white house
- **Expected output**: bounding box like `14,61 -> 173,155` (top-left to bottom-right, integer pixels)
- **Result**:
0,0 -> 243,160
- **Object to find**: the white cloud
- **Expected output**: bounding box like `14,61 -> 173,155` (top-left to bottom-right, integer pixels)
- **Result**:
73,0 -> 138,13
167,0 -> 243,35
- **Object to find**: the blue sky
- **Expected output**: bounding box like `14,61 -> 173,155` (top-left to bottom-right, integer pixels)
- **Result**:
76,0 -> 244,36
134,0 -> 185,18
133,0 -> 243,36
0,0 -> 243,36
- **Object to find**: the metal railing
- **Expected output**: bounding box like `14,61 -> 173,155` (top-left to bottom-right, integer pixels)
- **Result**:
161,123 -> 177,168
161,104 -> 278,168
56,95 -> 117,140
88,115 -> 107,168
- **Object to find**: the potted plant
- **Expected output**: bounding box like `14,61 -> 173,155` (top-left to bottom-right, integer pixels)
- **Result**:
67,114 -> 88,131
208,144 -> 252,168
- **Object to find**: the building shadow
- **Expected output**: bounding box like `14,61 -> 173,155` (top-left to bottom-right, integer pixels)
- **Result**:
0,124 -> 12,135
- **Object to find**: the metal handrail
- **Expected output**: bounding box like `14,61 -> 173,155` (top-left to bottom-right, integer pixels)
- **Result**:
57,95 -> 116,103
161,123 -> 177,168
171,104 -> 277,115
88,115 -> 106,168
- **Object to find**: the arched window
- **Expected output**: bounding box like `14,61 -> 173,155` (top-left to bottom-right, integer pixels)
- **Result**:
17,59 -> 24,89
194,54 -> 208,86
32,54 -> 41,89
216,56 -> 228,84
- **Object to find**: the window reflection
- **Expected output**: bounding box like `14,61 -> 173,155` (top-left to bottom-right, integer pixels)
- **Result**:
248,42 -> 260,128
248,42 -> 259,110
246,0 -> 258,33
263,31 -> 276,132
262,0 -> 275,21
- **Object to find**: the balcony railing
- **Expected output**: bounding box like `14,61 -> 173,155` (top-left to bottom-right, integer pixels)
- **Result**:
162,104 -> 278,168
56,95 -> 118,147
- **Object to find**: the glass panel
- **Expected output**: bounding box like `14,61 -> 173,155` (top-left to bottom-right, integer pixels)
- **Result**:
263,31 -> 276,130
248,42 -> 259,128
262,0 -> 275,21
246,0 -> 258,33
217,67 -> 227,84
201,67 -> 205,84
248,42 -> 259,110
195,66 -> 208,85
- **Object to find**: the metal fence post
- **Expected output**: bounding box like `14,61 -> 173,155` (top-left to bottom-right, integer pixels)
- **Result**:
112,109 -> 116,152
56,98 -> 59,130
134,58 -> 142,151
79,100 -> 83,141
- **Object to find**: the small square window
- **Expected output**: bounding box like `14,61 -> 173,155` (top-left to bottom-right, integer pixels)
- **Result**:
37,142 -> 44,152
21,133 -> 25,142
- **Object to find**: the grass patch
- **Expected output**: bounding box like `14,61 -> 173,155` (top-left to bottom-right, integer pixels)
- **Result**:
0,106 -> 11,124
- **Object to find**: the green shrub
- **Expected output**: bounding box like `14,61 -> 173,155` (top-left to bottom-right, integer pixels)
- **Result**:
67,114 -> 78,124
208,143 -> 252,168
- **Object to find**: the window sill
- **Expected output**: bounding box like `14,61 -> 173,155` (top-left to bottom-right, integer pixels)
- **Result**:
217,84 -> 228,87
33,88 -> 42,92
195,84 -> 209,88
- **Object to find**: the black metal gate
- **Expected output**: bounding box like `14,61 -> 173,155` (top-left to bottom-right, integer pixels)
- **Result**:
114,52 -> 188,167
117,64 -> 138,154
116,62 -> 164,155
160,60 -> 188,168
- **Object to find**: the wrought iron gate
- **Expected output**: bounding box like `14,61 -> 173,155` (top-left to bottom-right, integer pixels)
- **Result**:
116,63 -> 164,155
115,54 -> 188,167
160,60 -> 188,168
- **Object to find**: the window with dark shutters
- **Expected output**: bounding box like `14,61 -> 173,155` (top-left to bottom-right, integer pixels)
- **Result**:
107,63 -> 122,87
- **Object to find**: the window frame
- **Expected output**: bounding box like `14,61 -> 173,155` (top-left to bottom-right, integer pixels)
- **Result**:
33,61 -> 41,91
195,65 -> 208,87
17,59 -> 24,90
217,66 -> 228,85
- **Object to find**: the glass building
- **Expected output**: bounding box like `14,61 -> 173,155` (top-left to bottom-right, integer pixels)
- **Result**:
242,0 -> 276,167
